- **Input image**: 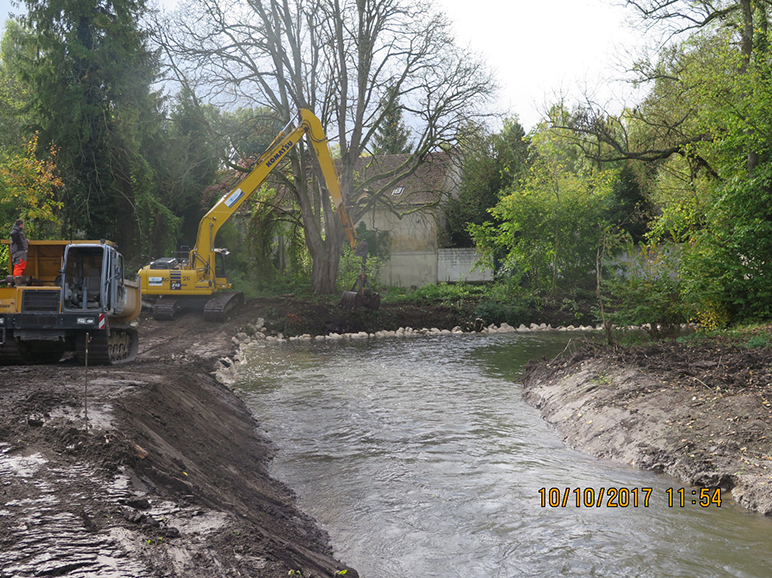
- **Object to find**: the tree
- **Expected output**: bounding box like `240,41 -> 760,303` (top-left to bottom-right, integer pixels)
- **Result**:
471,121 -> 616,293
150,88 -> 223,250
371,85 -> 412,155
443,118 -> 530,247
157,0 -> 493,293
0,21 -> 33,154
0,133 -> 63,237
8,0 -> 173,258
540,1 -> 772,323
213,106 -> 285,164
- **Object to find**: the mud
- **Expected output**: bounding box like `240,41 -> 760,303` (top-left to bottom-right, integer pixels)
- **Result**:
522,337 -> 772,514
0,299 -> 360,578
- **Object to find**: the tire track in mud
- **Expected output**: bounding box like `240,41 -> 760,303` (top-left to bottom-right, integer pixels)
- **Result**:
0,444 -> 151,578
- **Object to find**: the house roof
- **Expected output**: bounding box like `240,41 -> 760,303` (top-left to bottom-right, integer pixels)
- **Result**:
350,150 -> 459,207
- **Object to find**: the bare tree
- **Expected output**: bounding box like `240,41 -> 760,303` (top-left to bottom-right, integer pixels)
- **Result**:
155,0 -> 494,293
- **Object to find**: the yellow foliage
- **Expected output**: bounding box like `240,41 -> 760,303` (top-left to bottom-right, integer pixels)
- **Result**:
693,299 -> 731,331
0,133 -> 63,234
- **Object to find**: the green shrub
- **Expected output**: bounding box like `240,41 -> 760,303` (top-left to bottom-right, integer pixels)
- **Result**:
604,245 -> 690,338
473,298 -> 530,327
387,282 -> 488,306
336,245 -> 384,294
745,334 -> 770,349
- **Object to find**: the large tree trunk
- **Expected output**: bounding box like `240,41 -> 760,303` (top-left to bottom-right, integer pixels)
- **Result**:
309,237 -> 343,294
293,149 -> 346,295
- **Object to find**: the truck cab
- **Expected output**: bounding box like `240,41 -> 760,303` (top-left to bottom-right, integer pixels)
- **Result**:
0,240 -> 140,365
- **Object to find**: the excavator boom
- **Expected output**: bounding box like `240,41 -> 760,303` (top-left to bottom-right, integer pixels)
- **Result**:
139,109 -> 379,319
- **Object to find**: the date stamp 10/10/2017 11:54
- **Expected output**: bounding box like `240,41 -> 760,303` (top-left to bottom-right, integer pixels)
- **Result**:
538,487 -> 723,508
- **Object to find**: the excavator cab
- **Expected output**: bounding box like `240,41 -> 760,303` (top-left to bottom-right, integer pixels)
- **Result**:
213,249 -> 230,289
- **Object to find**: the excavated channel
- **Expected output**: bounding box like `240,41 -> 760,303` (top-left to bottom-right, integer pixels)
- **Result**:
236,332 -> 772,578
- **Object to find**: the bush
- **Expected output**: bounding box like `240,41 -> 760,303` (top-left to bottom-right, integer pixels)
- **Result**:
386,282 -> 488,306
336,245 -> 384,295
473,298 -> 530,327
604,245 -> 690,338
680,167 -> 772,323
383,281 -> 540,327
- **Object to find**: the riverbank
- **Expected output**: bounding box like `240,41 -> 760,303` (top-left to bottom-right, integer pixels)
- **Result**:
0,300 -> 358,577
521,337 -> 772,515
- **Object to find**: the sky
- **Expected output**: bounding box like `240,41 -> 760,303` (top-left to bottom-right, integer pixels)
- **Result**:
0,0 -> 646,131
434,0 -> 646,129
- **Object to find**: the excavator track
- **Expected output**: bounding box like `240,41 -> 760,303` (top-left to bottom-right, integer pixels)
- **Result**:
203,291 -> 244,322
76,326 -> 139,366
152,297 -> 181,320
0,333 -> 64,365
0,331 -> 27,365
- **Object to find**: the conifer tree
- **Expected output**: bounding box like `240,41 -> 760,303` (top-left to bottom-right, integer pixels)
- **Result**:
372,86 -> 412,155
10,0 -> 170,256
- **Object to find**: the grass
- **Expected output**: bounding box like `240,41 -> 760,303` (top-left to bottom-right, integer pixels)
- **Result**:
675,323 -> 772,349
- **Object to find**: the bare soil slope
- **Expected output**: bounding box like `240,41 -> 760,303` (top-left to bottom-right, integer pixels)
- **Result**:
522,338 -> 772,514
0,299 -> 358,578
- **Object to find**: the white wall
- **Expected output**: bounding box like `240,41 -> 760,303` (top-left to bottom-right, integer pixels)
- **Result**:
380,248 -> 493,288
438,248 -> 493,282
381,251 -> 438,288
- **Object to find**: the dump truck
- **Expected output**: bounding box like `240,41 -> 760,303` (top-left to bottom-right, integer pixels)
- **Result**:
0,239 -> 140,365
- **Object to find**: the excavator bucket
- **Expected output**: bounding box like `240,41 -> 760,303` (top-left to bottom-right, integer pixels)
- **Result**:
341,290 -> 381,310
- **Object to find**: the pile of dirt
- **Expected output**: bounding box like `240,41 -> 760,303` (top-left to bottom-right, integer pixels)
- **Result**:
522,337 -> 772,514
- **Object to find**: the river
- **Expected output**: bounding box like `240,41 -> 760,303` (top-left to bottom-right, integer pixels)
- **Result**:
236,333 -> 772,578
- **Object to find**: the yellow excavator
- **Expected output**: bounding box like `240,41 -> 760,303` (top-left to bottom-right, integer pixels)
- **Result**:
138,108 -> 380,321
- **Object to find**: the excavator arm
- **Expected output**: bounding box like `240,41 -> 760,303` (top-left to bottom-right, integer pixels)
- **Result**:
299,111 -> 379,309
189,108 -> 378,309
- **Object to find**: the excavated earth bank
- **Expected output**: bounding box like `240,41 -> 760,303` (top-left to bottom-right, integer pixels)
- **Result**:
521,339 -> 772,515
0,300 -> 359,578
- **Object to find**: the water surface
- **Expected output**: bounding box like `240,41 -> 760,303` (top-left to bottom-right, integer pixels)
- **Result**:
238,333 -> 772,578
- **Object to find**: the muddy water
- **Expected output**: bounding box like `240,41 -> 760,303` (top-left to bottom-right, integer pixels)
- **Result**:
238,334 -> 772,578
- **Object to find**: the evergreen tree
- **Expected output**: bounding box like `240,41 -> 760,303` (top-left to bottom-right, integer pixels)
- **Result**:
0,21 -> 33,154
444,119 -> 530,247
9,0 -> 170,257
371,85 -> 412,155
